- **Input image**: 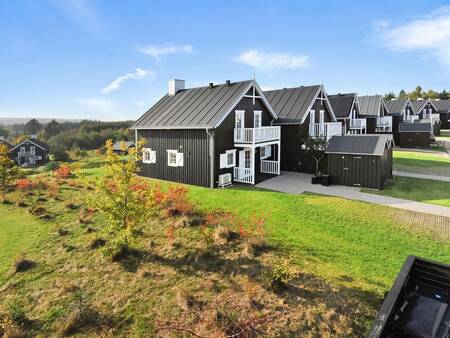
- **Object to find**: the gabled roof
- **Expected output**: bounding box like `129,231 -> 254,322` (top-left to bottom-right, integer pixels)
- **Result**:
328,93 -> 356,119
11,138 -> 49,151
264,85 -> 336,124
358,95 -> 388,117
398,122 -> 432,133
131,80 -> 277,129
432,99 -> 450,114
112,141 -> 135,151
326,134 -> 394,156
0,139 -> 13,150
411,99 -> 437,113
385,99 -> 411,116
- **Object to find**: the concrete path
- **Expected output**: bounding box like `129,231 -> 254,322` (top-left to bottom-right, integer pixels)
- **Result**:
256,171 -> 450,218
393,171 -> 450,182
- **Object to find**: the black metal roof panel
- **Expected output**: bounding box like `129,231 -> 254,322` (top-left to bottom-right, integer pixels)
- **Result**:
398,122 -> 432,133
131,80 -> 254,129
264,85 -> 320,123
326,134 -> 393,156
328,93 -> 356,118
432,99 -> 450,114
411,99 -> 430,113
358,95 -> 384,117
112,141 -> 135,151
385,99 -> 410,116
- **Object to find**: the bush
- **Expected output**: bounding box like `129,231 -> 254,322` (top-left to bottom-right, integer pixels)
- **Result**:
264,259 -> 300,291
55,165 -> 72,179
45,161 -> 59,173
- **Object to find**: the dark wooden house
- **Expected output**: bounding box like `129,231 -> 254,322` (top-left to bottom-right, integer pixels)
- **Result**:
385,98 -> 416,145
326,134 -> 394,189
358,95 -> 392,134
328,93 -> 366,134
264,85 -> 341,174
131,79 -> 280,188
398,122 -> 432,148
10,138 -> 49,166
412,99 -> 441,136
433,99 -> 450,130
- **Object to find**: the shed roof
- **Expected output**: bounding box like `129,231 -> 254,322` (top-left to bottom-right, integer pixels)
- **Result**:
328,93 -> 356,118
385,99 -> 411,116
432,99 -> 450,114
398,122 -> 432,133
358,95 -> 387,117
326,134 -> 394,156
112,141 -> 135,151
131,80 -> 276,129
264,85 -> 335,124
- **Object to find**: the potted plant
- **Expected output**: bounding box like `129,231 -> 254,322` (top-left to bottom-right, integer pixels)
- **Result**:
302,137 -> 328,184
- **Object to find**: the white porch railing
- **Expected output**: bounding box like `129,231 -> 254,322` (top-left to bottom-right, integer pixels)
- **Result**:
234,126 -> 280,144
404,115 -> 419,123
233,167 -> 253,184
309,122 -> 342,140
260,160 -> 279,174
376,116 -> 392,131
422,113 -> 441,124
350,118 -> 366,129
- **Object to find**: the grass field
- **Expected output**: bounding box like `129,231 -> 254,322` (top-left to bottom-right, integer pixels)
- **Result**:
1,154 -> 450,336
393,150 -> 450,176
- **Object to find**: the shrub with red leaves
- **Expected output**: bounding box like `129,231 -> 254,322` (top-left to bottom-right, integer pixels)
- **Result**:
55,165 -> 72,179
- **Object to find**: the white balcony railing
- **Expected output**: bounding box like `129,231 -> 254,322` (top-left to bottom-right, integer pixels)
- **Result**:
350,118 -> 366,129
234,126 -> 280,144
233,167 -> 253,184
309,122 -> 342,140
260,160 -> 279,175
404,115 -> 419,123
422,113 -> 441,124
377,116 -> 392,127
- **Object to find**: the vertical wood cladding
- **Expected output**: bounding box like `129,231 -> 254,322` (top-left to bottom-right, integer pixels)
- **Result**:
137,129 -> 210,187
366,118 -> 376,134
391,116 -> 401,145
441,113 -> 450,129
399,132 -> 430,148
328,147 -> 392,189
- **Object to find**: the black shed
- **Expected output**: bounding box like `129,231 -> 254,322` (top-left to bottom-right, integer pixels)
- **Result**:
326,134 -> 394,189
398,122 -> 431,148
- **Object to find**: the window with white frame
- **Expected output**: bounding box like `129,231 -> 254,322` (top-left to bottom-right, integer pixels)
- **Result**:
20,147 -> 25,154
219,149 -> 236,169
309,110 -> 315,124
142,148 -> 156,164
167,150 -> 183,167
319,110 -> 325,124
254,111 -> 262,128
260,145 -> 271,159
30,146 -> 35,155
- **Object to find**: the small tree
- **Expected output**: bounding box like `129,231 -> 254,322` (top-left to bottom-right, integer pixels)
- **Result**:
0,144 -> 19,201
302,137 -> 328,177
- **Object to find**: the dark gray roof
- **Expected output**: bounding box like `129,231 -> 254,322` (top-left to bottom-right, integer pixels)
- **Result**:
0,139 -> 13,150
385,99 -> 410,116
112,141 -> 135,151
10,138 -> 49,151
131,80 -> 275,129
432,99 -> 450,114
411,99 -> 430,113
358,95 -> 386,117
328,93 -> 356,119
398,122 -> 432,133
326,134 -> 394,156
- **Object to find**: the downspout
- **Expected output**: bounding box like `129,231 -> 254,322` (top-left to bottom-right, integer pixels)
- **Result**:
206,128 -> 215,189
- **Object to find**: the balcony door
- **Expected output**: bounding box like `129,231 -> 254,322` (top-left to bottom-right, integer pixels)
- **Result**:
235,110 -> 245,141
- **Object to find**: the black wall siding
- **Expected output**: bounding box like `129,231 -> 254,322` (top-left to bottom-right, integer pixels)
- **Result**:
366,118 -> 376,134
137,129 -> 211,187
399,132 -> 430,148
441,113 -> 450,129
11,141 -> 49,166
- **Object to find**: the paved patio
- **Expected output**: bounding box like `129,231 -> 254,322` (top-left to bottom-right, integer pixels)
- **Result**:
256,171 -> 450,218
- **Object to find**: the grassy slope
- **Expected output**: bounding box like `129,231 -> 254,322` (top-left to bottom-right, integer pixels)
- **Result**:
393,150 -> 450,176
364,176 -> 450,207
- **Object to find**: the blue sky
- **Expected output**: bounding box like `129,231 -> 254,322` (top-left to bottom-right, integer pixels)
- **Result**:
1,0 -> 450,121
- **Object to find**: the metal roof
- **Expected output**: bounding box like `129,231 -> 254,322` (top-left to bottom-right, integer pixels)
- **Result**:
11,138 -> 49,151
131,80 -> 276,129
264,85 -> 334,124
326,134 -> 394,156
385,99 -> 411,116
411,99 -> 438,113
398,122 -> 432,133
432,99 -> 450,114
358,95 -> 387,117
112,141 -> 135,151
328,93 -> 356,118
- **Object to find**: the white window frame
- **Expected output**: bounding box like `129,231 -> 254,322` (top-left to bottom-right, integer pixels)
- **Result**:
309,110 -> 316,124
260,145 -> 271,160
167,150 -> 178,167
319,110 -> 325,124
235,110 -> 245,129
254,110 -> 262,128
142,148 -> 156,164
20,147 -> 25,154
30,146 -> 35,155
219,149 -> 236,169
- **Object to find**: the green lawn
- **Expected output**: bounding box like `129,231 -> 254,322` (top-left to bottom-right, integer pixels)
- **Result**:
363,176 -> 450,208
393,150 -> 450,176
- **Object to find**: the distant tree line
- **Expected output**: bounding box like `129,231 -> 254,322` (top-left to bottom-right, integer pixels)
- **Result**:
384,86 -> 450,101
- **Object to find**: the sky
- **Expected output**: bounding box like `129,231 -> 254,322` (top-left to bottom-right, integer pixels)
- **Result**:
1,0 -> 450,121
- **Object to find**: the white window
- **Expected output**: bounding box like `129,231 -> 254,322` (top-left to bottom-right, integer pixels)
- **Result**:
235,110 -> 245,129
142,148 -> 156,164
319,110 -> 325,124
254,111 -> 262,128
309,110 -> 315,124
220,149 -> 236,169
260,145 -> 271,159
30,146 -> 35,155
20,147 -> 25,154
167,150 -> 184,167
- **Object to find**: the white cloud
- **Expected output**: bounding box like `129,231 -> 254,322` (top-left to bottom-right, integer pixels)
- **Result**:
137,44 -> 193,58
375,6 -> 450,67
101,68 -> 155,94
233,49 -> 310,71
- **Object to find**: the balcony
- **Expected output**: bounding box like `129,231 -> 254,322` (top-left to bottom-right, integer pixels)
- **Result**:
349,118 -> 366,130
376,116 -> 392,132
404,115 -> 419,123
309,122 -> 342,140
234,126 -> 280,144
422,113 -> 441,124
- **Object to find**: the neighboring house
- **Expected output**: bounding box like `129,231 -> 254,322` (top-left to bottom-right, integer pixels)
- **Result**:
131,79 -> 280,188
398,122 -> 432,149
10,138 -> 49,166
358,95 -> 392,134
433,99 -> 450,129
112,140 -> 135,153
412,99 -> 441,136
264,85 -> 341,174
0,137 -> 13,151
385,98 -> 416,145
328,93 -> 366,134
326,134 -> 394,189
